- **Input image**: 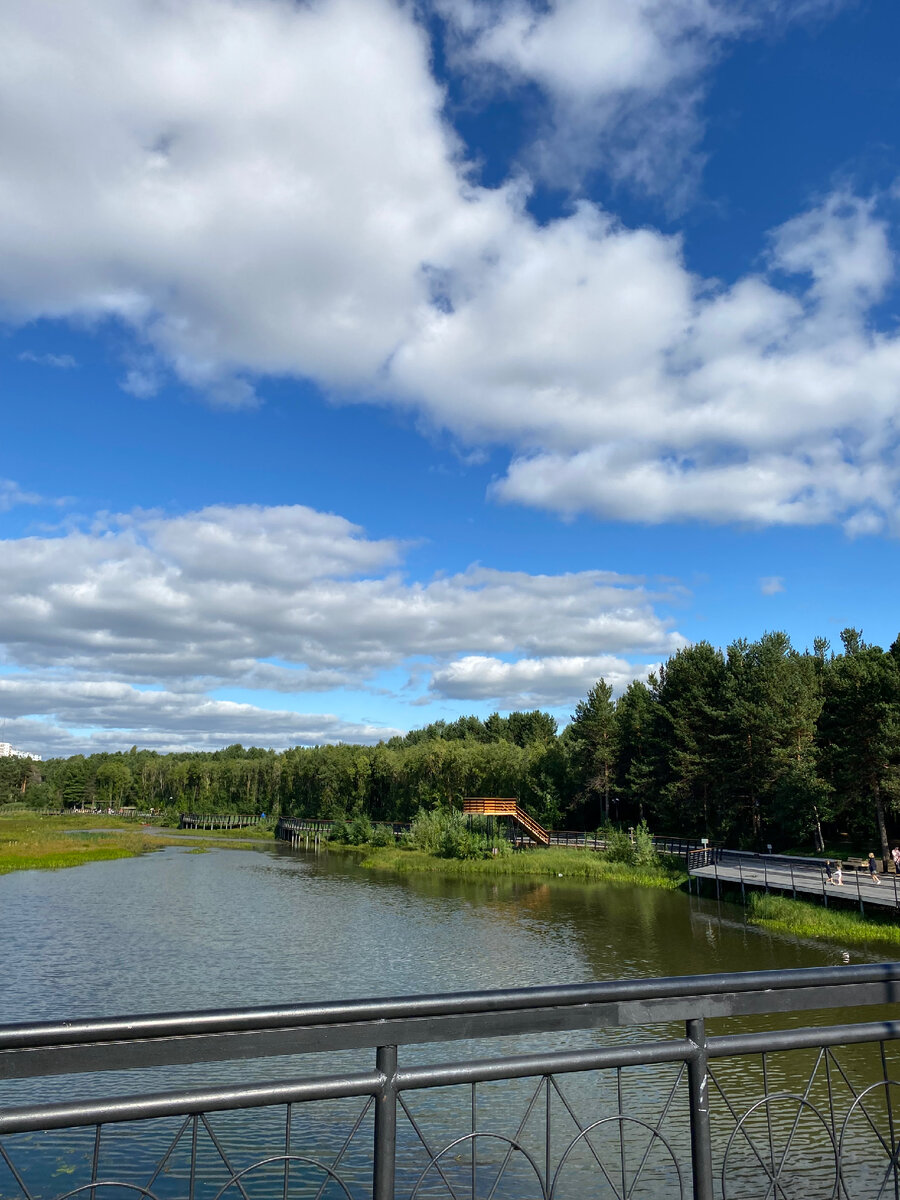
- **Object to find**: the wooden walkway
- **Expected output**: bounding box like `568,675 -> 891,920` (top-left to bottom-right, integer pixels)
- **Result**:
689,848 -> 900,913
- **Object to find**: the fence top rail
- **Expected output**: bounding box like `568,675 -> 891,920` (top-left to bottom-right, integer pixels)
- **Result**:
2,962 -> 899,1054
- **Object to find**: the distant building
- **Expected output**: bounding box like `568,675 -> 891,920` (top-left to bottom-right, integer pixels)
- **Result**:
0,742 -> 42,762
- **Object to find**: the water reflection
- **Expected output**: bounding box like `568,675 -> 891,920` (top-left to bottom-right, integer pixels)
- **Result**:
0,845 -> 896,1199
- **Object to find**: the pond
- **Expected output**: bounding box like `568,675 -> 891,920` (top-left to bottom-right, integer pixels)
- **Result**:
0,844 -> 896,1199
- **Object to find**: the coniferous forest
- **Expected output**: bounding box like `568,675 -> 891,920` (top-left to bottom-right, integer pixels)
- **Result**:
4,628 -> 900,855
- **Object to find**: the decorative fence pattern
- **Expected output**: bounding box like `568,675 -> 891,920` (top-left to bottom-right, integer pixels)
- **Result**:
2,964 -> 900,1200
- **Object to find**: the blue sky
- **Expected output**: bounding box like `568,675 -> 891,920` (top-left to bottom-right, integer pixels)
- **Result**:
2,0 -> 900,756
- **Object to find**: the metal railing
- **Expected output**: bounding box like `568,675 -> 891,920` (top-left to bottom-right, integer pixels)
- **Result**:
3,964 -> 900,1200
688,847 -> 900,912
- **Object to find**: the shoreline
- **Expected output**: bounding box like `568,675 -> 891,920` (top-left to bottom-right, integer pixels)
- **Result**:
5,812 -> 899,952
0,813 -> 272,875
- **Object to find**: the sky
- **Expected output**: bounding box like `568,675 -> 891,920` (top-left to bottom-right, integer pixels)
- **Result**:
2,0 -> 900,757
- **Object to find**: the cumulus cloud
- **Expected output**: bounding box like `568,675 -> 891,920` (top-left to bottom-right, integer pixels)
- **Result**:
437,0 -> 843,199
0,502 -> 684,751
0,0 -> 896,533
0,688 -> 396,757
0,0 -> 505,400
430,654 -> 647,707
759,576 -> 784,596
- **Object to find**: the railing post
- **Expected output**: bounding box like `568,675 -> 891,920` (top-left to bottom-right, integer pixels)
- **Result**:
686,1018 -> 714,1200
374,1044 -> 398,1200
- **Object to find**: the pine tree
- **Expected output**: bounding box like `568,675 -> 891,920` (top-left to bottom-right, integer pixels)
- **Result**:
650,642 -> 727,837
819,629 -> 900,868
566,679 -> 618,826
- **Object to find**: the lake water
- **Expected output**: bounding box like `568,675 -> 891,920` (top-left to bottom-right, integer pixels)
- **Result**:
0,844 -> 897,1199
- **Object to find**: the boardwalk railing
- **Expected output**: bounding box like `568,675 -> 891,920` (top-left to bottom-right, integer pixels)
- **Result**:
273,816 -> 700,858
3,964 -> 900,1200
689,847 -> 900,912
180,813 -> 265,830
275,817 -> 412,844
462,798 -> 551,846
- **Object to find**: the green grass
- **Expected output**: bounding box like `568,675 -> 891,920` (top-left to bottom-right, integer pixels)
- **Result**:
747,892 -> 900,948
356,845 -> 686,888
0,813 -> 269,875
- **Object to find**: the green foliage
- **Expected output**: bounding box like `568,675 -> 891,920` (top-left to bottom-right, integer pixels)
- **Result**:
408,807 -> 500,860
346,814 -> 373,845
602,825 -> 636,864
632,821 -> 658,867
599,821 -> 658,868
748,892 -> 900,949
21,625 -> 900,857
361,845 -> 684,887
566,680 -> 617,826
328,817 -> 350,844
369,823 -> 394,847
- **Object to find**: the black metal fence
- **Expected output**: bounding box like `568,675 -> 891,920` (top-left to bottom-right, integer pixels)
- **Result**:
3,964 -> 900,1200
687,848 -> 900,912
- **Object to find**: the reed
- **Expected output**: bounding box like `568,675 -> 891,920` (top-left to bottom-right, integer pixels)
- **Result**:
357,845 -> 686,888
747,892 -> 900,948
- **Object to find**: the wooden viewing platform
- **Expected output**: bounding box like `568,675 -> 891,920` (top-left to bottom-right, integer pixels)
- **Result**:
462,796 -> 551,845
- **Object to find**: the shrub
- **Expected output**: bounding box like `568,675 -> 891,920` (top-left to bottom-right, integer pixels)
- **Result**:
633,821 -> 658,867
409,807 -> 503,860
328,816 -> 350,844
347,814 -> 373,845
370,823 -> 394,847
603,824 -> 636,864
409,807 -> 457,854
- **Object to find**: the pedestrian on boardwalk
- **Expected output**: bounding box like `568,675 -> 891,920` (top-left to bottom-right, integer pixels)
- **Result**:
824,860 -> 834,884
834,863 -> 843,885
892,846 -> 900,874
868,853 -> 881,883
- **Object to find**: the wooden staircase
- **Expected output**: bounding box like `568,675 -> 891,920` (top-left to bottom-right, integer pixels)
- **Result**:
462,797 -> 551,846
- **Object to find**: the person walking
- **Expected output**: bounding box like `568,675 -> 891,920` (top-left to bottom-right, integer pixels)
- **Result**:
834,863 -> 843,886
824,860 -> 834,884
892,846 -> 900,874
868,852 -> 881,883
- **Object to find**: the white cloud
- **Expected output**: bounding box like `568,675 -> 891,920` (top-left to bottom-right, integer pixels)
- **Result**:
17,351 -> 77,368
437,0 -> 843,199
0,502 -> 685,750
0,479 -> 45,512
0,0 -> 896,533
430,653 -> 647,706
0,688 -> 397,756
0,0 -> 505,401
759,576 -> 784,596
0,506 -> 682,682
400,191 -> 900,529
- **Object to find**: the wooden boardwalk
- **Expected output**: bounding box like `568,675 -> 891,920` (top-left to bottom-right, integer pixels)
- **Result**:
689,849 -> 900,913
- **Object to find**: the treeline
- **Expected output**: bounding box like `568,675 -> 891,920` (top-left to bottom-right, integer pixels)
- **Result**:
4,627 -> 900,854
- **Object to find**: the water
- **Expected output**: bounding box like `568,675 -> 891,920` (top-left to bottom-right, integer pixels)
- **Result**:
0,844 -> 866,1023
0,845 -> 896,1199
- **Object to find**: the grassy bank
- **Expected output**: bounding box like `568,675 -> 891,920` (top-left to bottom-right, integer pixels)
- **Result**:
747,892 -> 900,949
0,813 -> 270,875
356,845 -> 686,889
0,814 -> 167,874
